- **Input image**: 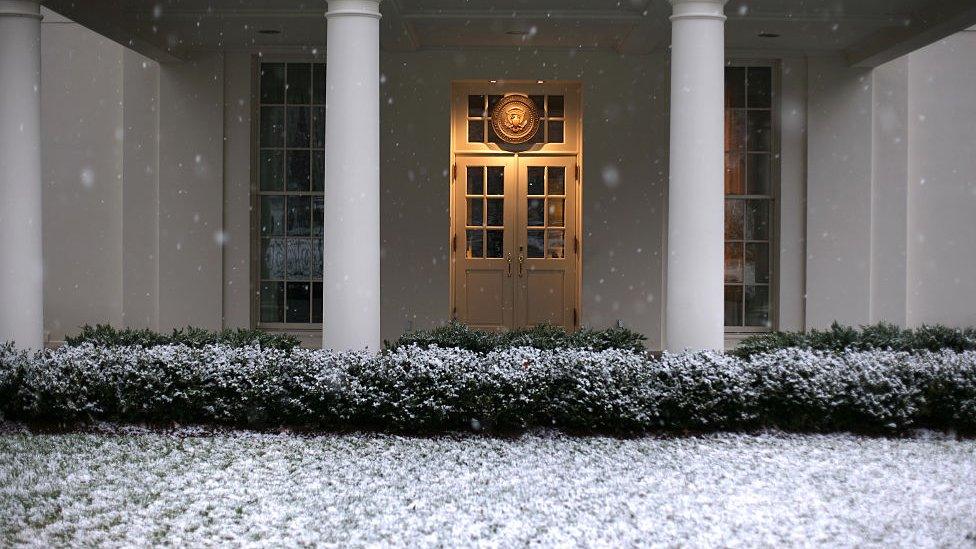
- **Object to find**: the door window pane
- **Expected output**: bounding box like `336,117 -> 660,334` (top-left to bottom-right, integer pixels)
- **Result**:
747,111 -> 771,151
486,198 -> 504,227
287,239 -> 313,279
527,167 -> 545,195
260,282 -> 284,322
261,196 -> 285,236
747,67 -> 772,108
311,282 -> 323,322
747,153 -> 770,195
527,230 -> 545,258
547,121 -> 564,143
527,199 -> 545,227
286,151 -> 310,192
286,282 -> 311,323
468,120 -> 484,143
725,110 -> 746,151
547,199 -> 565,227
260,64 -> 285,104
312,107 -> 325,149
745,243 -> 769,285
467,198 -> 484,226
312,197 -> 324,236
745,200 -> 769,241
725,67 -> 746,108
725,200 -> 744,240
724,285 -> 743,326
467,167 -> 484,195
725,153 -> 745,195
547,230 -> 565,259
486,167 -> 504,195
486,230 -> 504,258
468,95 -> 485,117
287,107 -> 311,149
287,196 -> 312,236
260,150 -> 284,191
312,150 -> 325,192
286,64 -> 311,105
262,238 -> 286,279
745,285 -> 770,327
260,107 -> 284,147
725,242 -> 743,283
312,65 -> 326,105
311,238 -> 323,280
547,167 -> 565,195
466,229 -> 484,258
547,95 -> 564,117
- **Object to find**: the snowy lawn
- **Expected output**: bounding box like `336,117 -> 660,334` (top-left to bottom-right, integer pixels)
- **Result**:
1,429 -> 975,547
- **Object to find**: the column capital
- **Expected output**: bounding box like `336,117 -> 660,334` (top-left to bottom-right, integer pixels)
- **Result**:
0,0 -> 42,19
669,0 -> 727,22
326,0 -> 381,20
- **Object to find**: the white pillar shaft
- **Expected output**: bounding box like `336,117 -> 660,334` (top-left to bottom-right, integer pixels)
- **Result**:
323,0 -> 381,351
0,0 -> 43,349
666,0 -> 727,351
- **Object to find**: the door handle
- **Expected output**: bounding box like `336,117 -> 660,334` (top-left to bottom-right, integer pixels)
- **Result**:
518,251 -> 524,277
506,253 -> 513,277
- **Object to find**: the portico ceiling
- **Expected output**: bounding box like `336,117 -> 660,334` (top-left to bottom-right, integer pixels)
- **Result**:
41,0 -> 976,66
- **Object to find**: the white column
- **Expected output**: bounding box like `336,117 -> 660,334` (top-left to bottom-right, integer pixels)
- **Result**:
0,1 -> 43,349
323,0 -> 381,351
666,0 -> 727,351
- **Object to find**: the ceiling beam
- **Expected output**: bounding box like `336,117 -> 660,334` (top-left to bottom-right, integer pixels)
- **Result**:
845,0 -> 976,67
42,0 -> 186,63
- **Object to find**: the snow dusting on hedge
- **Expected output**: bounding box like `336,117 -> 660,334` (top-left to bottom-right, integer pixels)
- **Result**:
2,343 -> 975,433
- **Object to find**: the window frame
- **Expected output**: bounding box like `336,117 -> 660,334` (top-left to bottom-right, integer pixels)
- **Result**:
250,54 -> 327,333
724,59 -> 781,334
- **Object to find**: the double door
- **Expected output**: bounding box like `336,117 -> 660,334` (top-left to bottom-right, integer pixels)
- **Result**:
452,155 -> 579,331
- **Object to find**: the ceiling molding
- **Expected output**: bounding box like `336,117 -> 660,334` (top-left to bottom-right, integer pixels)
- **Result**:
844,0 -> 976,67
398,9 -> 646,22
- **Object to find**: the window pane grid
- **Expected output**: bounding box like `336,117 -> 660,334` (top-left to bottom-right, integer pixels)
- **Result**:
725,66 -> 773,329
466,94 -> 565,144
258,62 -> 326,325
526,166 -> 567,259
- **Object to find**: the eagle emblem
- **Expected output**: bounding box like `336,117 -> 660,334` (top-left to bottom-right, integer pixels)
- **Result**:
491,94 -> 540,144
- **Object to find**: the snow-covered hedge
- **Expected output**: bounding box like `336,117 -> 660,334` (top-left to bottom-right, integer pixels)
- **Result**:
1,342 -> 974,433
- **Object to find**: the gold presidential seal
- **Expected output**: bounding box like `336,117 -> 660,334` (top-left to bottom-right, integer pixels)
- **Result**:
491,94 -> 540,144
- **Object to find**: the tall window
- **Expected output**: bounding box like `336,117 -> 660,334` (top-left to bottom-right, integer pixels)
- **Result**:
257,62 -> 325,326
724,65 -> 774,330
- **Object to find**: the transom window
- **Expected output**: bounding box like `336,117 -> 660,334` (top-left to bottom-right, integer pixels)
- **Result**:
257,62 -> 325,326
466,94 -> 565,144
724,65 -> 774,330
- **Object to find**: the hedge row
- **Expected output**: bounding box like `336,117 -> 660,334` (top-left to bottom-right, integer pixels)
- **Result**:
64,324 -> 301,350
2,343 -> 974,434
735,322 -> 976,359
64,324 -> 301,351
386,320 -> 648,353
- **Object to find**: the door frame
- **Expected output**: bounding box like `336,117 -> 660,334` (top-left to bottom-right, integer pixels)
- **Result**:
449,80 -> 583,330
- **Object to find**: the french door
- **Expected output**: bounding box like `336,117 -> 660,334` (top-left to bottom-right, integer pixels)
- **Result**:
453,155 -> 579,331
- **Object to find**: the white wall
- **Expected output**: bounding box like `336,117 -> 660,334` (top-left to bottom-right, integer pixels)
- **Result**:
906,30 -> 976,327
805,56 -> 874,329
41,16 -> 125,340
156,54 -> 225,331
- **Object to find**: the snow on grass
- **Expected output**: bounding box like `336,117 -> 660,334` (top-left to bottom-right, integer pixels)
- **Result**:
1,429 -> 975,547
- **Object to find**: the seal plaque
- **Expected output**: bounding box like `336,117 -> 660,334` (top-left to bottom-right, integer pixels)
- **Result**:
490,94 -> 540,144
